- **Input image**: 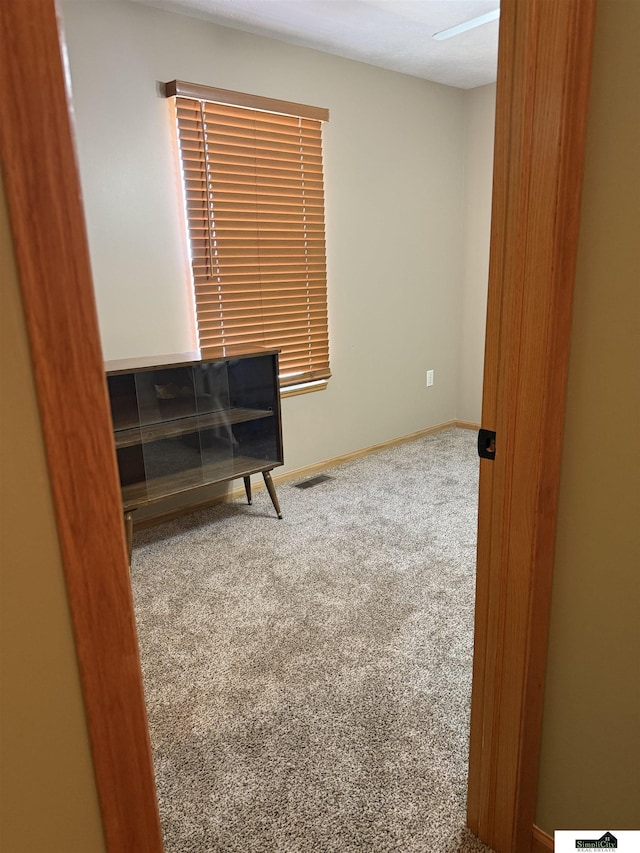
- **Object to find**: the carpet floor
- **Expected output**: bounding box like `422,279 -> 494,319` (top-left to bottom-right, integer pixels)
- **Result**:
132,427 -> 494,852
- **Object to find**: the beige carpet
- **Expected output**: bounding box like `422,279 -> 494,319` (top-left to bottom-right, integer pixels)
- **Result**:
132,427 -> 494,852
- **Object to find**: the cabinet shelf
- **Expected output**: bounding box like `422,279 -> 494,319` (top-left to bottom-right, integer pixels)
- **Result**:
106,350 -> 284,531
113,406 -> 275,449
120,453 -> 276,510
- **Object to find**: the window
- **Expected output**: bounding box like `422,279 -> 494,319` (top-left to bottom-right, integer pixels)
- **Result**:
165,80 -> 331,391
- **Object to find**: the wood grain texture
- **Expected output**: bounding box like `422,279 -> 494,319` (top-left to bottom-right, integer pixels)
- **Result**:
0,2 -> 163,851
466,0 -> 517,830
165,79 -> 329,121
468,1 -> 596,851
532,826 -> 554,853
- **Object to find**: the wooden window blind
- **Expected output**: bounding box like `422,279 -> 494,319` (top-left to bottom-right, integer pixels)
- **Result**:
165,81 -> 331,388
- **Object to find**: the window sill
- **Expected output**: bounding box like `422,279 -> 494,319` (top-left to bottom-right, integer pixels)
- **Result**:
280,380 -> 328,399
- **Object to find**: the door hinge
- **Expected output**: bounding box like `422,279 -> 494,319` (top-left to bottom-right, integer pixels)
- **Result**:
478,428 -> 496,460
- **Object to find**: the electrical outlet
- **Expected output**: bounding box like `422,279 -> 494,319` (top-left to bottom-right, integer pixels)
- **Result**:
426,370 -> 434,387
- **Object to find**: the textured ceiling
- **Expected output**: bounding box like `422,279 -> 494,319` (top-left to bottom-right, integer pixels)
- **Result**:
129,0 -> 499,89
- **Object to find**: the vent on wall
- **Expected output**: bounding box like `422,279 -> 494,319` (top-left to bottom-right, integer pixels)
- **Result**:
293,474 -> 335,490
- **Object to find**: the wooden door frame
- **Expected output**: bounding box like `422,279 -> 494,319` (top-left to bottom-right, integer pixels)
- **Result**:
0,2 -> 163,850
467,2 -> 596,852
0,1 -> 595,851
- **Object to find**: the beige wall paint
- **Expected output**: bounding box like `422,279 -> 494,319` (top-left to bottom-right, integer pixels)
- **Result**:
458,83 -> 495,425
0,179 -> 106,852
60,0 -> 473,477
14,0 -> 640,845
536,0 -> 640,833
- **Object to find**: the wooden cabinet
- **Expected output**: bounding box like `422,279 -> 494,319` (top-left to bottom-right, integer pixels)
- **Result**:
106,350 -> 284,547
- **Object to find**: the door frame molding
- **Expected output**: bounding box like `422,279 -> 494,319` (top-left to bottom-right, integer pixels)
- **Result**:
0,2 -> 163,850
467,1 -> 596,851
0,1 -> 596,851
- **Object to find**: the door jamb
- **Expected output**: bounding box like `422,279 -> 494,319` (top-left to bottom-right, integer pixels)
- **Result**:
467,2 -> 596,851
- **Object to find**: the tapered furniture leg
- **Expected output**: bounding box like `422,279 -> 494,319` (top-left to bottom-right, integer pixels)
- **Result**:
243,475 -> 252,505
262,470 -> 282,519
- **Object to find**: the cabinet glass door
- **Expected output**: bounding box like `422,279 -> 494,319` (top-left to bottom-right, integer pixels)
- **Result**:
228,356 -> 281,467
194,361 -> 237,482
135,367 -> 204,499
108,373 -> 146,505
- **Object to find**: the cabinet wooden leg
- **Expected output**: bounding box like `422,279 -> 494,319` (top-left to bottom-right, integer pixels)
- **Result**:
262,470 -> 282,519
243,475 -> 252,505
124,511 -> 134,567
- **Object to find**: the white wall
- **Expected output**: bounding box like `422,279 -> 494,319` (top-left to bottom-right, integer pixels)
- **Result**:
458,84 -> 496,424
62,1 -> 492,478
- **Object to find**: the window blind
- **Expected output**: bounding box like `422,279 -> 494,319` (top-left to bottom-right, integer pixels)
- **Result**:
166,81 -> 331,389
